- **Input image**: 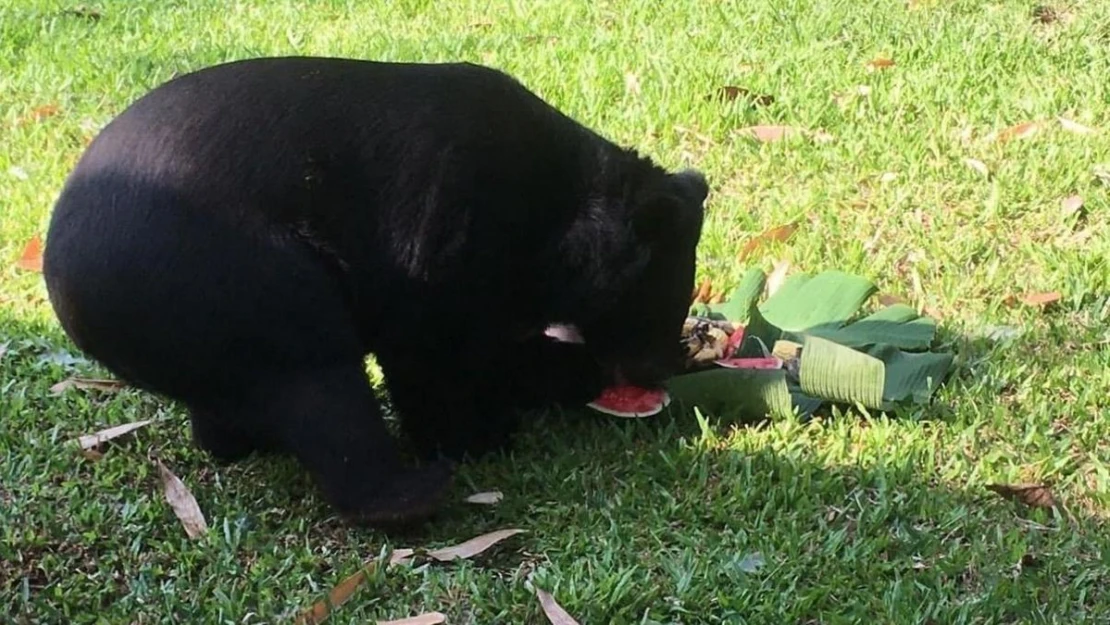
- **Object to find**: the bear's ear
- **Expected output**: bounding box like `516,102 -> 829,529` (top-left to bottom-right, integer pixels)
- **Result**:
631,168 -> 708,240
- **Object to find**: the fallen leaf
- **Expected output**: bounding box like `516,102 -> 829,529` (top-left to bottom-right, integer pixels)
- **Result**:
877,294 -> 908,306
464,490 -> 503,505
77,419 -> 152,450
156,459 -> 208,539
739,125 -> 802,143
20,104 -> 60,125
61,6 -> 102,20
51,377 -> 126,395
1032,5 -> 1059,24
624,72 -> 641,96
879,171 -> 899,183
765,259 -> 790,297
536,589 -> 581,625
425,528 -> 525,561
865,57 -> 895,71
736,551 -> 766,573
986,483 -> 1057,509
1060,194 -> 1084,218
378,613 -> 447,625
997,121 -> 1042,142
295,568 -> 368,625
810,128 -> 835,143
15,236 -> 43,272
738,223 -> 798,261
694,279 -> 713,304
963,158 -> 990,177
1017,291 -> 1062,308
712,86 -> 775,106
1058,117 -> 1097,135
389,548 -> 415,566
80,449 -> 104,461
1095,165 -> 1110,186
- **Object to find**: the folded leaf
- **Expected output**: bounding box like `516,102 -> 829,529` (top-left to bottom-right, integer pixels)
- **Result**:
666,368 -> 794,419
799,304 -> 937,351
737,302 -> 783,358
798,336 -> 885,409
867,344 -> 954,406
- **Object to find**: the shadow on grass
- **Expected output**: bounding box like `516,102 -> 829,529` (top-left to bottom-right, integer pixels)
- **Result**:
2,304 -> 1108,623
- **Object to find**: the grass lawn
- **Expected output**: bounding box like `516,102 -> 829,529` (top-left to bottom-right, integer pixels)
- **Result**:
3,0 -> 1110,622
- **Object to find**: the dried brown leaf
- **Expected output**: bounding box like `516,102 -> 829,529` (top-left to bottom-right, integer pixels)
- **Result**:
738,223 -> 798,261
712,86 -> 775,106
389,548 -> 416,566
426,528 -> 525,561
1032,5 -> 1059,24
694,279 -> 713,304
986,483 -> 1057,509
19,104 -> 60,125
765,259 -> 790,297
877,294 -> 908,306
61,6 -> 102,20
1014,291 -> 1062,308
536,589 -> 581,625
16,236 -> 43,272
865,57 -> 895,71
52,377 -> 126,395
77,419 -> 152,450
378,613 -> 447,625
739,125 -> 802,143
295,568 -> 368,625
997,121 -> 1042,142
464,490 -> 504,505
1058,117 -> 1096,135
156,459 -> 208,539
80,449 -> 104,461
1060,194 -> 1084,217
963,158 -> 990,177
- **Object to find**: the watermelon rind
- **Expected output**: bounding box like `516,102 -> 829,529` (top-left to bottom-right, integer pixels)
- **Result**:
587,390 -> 671,419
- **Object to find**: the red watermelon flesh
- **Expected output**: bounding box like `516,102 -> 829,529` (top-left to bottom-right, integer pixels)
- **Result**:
714,356 -> 784,370
587,385 -> 671,418
725,325 -> 746,356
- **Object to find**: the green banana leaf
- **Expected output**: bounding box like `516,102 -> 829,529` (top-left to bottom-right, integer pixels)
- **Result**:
666,368 -> 794,420
759,270 -> 878,331
707,267 -> 766,322
675,266 -> 955,421
798,335 -> 885,410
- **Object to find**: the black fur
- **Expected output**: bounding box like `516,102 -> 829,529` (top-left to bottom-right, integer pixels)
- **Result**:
42,57 -> 707,526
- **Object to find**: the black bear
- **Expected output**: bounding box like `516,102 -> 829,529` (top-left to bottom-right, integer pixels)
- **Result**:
42,57 -> 708,526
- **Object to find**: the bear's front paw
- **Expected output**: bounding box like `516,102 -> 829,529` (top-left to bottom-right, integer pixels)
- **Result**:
337,460 -> 455,528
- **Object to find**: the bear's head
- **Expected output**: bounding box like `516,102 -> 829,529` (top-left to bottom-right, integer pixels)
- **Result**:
563,166 -> 708,389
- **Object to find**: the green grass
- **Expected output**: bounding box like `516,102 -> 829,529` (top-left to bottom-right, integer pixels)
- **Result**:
3,0 -> 1110,622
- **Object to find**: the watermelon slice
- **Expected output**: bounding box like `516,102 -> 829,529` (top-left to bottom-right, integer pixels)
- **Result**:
725,325 -> 746,356
713,356 -> 784,370
587,385 -> 671,418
